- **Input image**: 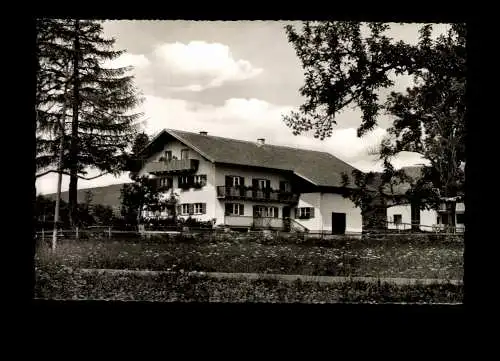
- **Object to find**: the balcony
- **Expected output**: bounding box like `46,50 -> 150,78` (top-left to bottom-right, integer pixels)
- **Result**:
143,159 -> 199,174
216,186 -> 299,204
224,216 -> 284,230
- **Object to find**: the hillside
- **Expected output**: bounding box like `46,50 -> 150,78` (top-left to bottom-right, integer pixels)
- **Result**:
42,183 -> 127,214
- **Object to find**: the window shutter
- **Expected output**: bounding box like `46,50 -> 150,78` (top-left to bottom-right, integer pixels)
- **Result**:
225,176 -> 232,186
294,208 -> 299,219
225,203 -> 232,216
273,207 -> 279,218
201,203 -> 207,214
253,205 -> 258,218
239,176 -> 245,186
188,204 -> 194,215
168,177 -> 173,188
279,181 -> 285,192
239,204 -> 244,216
252,179 -> 258,189
176,205 -> 182,215
266,180 -> 271,189
202,175 -> 207,186
310,208 -> 315,218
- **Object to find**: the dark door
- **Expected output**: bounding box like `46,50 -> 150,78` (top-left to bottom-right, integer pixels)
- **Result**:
332,212 -> 346,235
282,206 -> 290,218
282,206 -> 291,231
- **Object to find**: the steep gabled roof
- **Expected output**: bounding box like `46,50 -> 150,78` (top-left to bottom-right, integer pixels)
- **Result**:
140,129 -> 360,188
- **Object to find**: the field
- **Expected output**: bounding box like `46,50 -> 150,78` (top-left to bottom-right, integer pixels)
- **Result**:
34,233 -> 464,303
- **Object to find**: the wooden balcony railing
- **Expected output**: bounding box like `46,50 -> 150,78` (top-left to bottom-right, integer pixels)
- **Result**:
216,186 -> 298,204
223,216 -> 284,230
143,159 -> 199,174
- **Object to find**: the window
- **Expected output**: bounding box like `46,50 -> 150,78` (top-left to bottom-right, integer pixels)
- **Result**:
225,203 -> 244,216
233,176 -> 241,186
258,179 -> 267,189
194,175 -> 207,187
181,149 -> 189,160
255,206 -> 279,218
295,207 -> 314,219
159,177 -> 172,188
179,175 -> 193,189
393,214 -> 402,225
193,203 -> 206,214
279,181 -> 291,193
164,150 -> 172,161
456,213 -> 465,225
181,204 -> 190,215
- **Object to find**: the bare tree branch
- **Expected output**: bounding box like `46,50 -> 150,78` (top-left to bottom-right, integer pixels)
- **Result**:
35,169 -> 112,180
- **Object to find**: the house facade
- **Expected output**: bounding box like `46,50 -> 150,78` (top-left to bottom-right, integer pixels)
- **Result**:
387,202 -> 465,232
134,129 -> 363,234
384,166 -> 465,232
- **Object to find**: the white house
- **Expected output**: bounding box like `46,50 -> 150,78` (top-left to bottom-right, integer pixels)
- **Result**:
134,129 -> 364,234
385,166 -> 465,232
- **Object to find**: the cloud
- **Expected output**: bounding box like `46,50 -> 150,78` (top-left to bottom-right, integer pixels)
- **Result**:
37,95 -> 429,194
104,53 -> 151,69
139,95 -> 407,167
153,41 -> 263,91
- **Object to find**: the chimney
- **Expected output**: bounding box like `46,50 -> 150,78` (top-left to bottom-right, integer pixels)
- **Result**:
257,138 -> 265,146
199,131 -> 208,136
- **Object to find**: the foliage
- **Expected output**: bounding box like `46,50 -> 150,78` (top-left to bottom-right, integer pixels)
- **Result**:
34,263 -> 463,303
90,204 -> 115,225
35,19 -> 143,224
284,22 -> 466,219
120,176 -> 178,225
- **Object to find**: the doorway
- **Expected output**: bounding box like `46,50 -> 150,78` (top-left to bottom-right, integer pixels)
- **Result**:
282,206 -> 291,231
332,212 -> 346,235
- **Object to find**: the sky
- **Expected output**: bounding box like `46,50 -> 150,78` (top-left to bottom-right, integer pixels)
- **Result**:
36,20 -> 450,195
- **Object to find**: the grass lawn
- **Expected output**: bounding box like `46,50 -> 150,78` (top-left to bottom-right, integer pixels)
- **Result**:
35,236 -> 463,279
34,263 -> 463,303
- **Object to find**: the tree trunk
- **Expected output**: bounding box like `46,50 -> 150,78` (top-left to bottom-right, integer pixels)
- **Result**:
449,200 -> 457,233
68,19 -> 80,228
52,131 -> 65,251
410,201 -> 421,232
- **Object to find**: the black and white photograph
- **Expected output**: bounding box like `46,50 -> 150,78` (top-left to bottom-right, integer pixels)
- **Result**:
34,20 -> 465,304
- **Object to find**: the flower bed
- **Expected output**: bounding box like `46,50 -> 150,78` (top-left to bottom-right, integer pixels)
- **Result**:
34,263 -> 463,303
36,235 -> 463,279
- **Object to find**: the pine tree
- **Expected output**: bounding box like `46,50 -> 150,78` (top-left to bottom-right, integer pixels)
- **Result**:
35,19 -> 143,227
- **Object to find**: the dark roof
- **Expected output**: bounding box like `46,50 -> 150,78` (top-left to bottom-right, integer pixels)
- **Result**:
141,129 -> 360,188
42,183 -> 127,214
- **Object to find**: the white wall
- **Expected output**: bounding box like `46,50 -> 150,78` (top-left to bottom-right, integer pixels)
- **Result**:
138,139 -> 217,222
420,209 -> 437,231
213,164 -> 292,226
320,193 -> 362,234
294,193 -> 322,231
214,164 -> 290,190
387,204 -> 439,232
387,205 -> 412,230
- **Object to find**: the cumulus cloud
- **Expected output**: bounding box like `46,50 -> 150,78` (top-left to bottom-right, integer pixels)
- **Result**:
153,41 -> 263,91
103,53 -> 151,69
37,95 -> 429,194
139,95 -> 416,169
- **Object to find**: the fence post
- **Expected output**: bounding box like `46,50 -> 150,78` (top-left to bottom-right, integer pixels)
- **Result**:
108,227 -> 111,239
